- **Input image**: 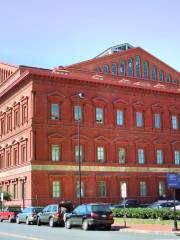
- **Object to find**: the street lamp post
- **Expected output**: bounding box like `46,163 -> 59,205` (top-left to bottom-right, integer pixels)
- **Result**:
77,93 -> 85,204
21,177 -> 26,209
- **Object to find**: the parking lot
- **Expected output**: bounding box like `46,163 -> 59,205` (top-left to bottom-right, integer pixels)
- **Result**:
0,221 -> 180,240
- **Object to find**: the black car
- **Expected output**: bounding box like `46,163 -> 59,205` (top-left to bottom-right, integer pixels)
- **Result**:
16,207 -> 43,224
110,199 -> 140,209
65,203 -> 114,230
37,201 -> 73,227
147,200 -> 180,209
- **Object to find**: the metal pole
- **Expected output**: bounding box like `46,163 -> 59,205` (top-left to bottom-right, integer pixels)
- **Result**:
172,188 -> 178,231
22,179 -> 25,209
77,106 -> 82,204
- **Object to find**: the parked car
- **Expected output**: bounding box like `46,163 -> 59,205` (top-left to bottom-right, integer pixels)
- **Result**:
147,200 -> 180,209
16,207 -> 43,225
64,203 -> 114,230
110,199 -> 140,209
37,201 -> 73,227
0,206 -> 21,223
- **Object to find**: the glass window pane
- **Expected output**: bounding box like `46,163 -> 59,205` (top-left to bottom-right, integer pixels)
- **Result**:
112,63 -> 117,75
140,181 -> 147,196
117,110 -> 124,125
75,145 -> 83,162
136,56 -> 141,78
96,108 -> 103,123
159,182 -> 166,198
120,61 -> 125,76
138,149 -> 145,164
136,112 -> 143,127
144,61 -> 149,79
128,58 -> 133,77
52,181 -> 60,198
172,115 -> 178,129
159,70 -> 164,82
99,181 -> 106,197
154,113 -> 161,128
76,181 -> 84,198
152,65 -> 157,80
118,148 -> 126,164
74,105 -> 82,121
103,65 -> 109,74
97,147 -> 104,161
51,104 -> 59,120
157,149 -> 163,164
52,145 -> 60,161
174,151 -> 180,165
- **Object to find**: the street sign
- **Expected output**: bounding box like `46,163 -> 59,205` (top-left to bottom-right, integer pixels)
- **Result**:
167,173 -> 180,189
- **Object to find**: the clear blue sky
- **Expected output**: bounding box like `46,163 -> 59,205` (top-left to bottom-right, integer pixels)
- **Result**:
0,0 -> 179,71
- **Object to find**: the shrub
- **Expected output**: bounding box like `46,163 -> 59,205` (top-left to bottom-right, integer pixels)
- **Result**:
112,208 -> 180,220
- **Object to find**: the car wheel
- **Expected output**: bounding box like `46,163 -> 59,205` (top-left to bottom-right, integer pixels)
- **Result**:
37,217 -> 41,226
26,217 -> 30,225
49,217 -> 55,227
82,220 -> 89,231
65,219 -> 71,229
16,217 -> 20,224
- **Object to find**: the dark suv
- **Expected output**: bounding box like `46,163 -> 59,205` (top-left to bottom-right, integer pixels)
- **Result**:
37,201 -> 73,227
111,199 -> 140,209
65,203 -> 114,230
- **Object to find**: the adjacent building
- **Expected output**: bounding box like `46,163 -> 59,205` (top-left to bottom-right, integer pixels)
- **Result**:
0,43 -> 180,207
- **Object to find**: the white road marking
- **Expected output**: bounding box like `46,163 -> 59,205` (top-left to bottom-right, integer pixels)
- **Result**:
0,231 -> 45,240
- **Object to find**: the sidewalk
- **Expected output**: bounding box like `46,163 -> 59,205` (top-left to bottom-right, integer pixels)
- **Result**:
113,223 -> 180,235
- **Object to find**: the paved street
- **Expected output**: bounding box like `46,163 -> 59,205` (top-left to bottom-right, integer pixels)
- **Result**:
0,221 -> 179,240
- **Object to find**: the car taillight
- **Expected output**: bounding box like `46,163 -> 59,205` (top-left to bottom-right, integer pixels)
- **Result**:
54,212 -> 60,217
109,213 -> 114,219
91,212 -> 99,218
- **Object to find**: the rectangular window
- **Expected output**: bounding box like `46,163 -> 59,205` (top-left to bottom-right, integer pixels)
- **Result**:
172,115 -> 178,129
75,145 -> 83,162
138,148 -> 145,164
136,112 -> 143,127
174,150 -> 180,165
97,146 -> 104,161
7,152 -> 11,167
120,181 -> 127,198
22,145 -> 27,162
118,148 -> 126,164
52,181 -> 61,198
154,113 -> 161,128
99,181 -> 106,197
74,105 -> 82,121
13,184 -> 18,199
15,111 -> 19,128
52,145 -> 60,161
96,107 -> 104,123
22,105 -> 27,124
76,181 -> 84,198
7,114 -> 11,132
156,149 -> 163,164
1,119 -> 5,135
140,181 -> 147,196
117,110 -> 124,126
14,148 -> 18,165
159,181 -> 166,198
51,103 -> 59,120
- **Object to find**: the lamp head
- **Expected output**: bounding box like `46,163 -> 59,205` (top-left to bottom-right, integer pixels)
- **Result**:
78,93 -> 85,99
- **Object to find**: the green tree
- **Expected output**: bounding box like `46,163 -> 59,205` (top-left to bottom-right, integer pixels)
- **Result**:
0,191 -> 12,201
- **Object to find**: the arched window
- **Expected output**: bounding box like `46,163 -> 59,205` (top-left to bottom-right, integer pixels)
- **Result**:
103,65 -> 109,74
128,58 -> 133,77
120,61 -> 125,76
144,61 -> 149,80
159,70 -> 164,82
151,65 -> 157,80
166,74 -> 171,83
112,63 -> 118,75
95,67 -> 101,73
136,56 -> 141,78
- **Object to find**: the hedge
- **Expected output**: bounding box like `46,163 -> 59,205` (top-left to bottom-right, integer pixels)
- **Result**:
112,208 -> 180,220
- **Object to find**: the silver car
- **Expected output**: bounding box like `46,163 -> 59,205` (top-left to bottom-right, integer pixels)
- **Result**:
16,207 -> 43,225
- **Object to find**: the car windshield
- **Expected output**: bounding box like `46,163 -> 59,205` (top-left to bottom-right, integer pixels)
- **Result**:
92,205 -> 111,212
33,207 -> 44,213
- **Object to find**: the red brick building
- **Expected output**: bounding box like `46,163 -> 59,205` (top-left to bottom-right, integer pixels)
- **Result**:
0,43 -> 180,207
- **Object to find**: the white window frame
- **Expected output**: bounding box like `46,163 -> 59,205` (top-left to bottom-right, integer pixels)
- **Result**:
74,105 -> 82,121
174,150 -> 180,165
156,149 -> 163,164
117,110 -> 124,126
52,181 -> 61,198
138,148 -> 145,164
52,144 -> 60,161
172,115 -> 178,130
154,113 -> 161,128
97,146 -> 104,161
136,112 -> 143,127
51,103 -> 59,120
75,145 -> 83,162
140,181 -> 147,197
118,148 -> 126,164
96,107 -> 104,123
